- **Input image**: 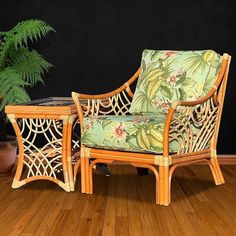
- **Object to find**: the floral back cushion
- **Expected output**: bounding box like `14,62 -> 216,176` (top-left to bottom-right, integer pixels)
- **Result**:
129,49 -> 222,114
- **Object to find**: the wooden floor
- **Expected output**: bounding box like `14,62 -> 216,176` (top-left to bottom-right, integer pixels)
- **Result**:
0,165 -> 236,236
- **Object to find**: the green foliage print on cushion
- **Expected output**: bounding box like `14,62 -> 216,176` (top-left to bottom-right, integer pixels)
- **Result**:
129,50 -> 222,114
81,114 -> 178,154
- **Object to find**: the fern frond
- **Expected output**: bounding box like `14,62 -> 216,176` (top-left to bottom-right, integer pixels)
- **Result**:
0,67 -> 30,110
0,32 -> 7,36
8,47 -> 53,86
10,19 -> 55,48
0,19 -> 55,68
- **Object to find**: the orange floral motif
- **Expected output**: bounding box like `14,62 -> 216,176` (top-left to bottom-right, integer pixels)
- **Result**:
84,122 -> 91,130
153,99 -> 170,113
167,69 -> 184,87
164,51 -> 176,58
167,74 -> 179,87
113,124 -> 126,140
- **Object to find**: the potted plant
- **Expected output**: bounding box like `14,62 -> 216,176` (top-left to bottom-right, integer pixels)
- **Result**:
0,19 -> 55,176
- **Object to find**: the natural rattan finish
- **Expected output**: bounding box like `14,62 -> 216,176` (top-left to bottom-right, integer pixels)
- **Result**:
73,54 -> 230,206
5,98 -> 79,192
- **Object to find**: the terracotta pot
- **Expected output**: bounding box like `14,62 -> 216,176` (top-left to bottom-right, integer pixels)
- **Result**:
0,135 -> 17,177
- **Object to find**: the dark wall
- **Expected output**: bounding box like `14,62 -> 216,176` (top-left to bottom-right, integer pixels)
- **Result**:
1,0 -> 235,153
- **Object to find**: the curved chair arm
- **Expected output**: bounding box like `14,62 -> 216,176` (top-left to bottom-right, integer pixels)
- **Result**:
72,68 -> 141,124
163,94 -> 219,157
162,54 -> 229,158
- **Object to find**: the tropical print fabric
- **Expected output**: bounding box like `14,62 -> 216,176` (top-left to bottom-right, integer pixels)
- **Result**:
81,114 -> 178,154
129,50 -> 222,114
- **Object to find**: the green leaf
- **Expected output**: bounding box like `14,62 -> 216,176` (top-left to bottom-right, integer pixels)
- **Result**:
141,59 -> 146,71
211,59 -> 220,68
181,78 -> 195,87
0,19 -> 54,112
142,49 -> 149,57
146,79 -> 162,98
81,133 -> 96,145
183,52 -> 207,74
0,68 -> 30,110
175,72 -> 187,86
0,19 -> 55,68
145,68 -> 165,83
9,47 -> 53,86
137,61 -> 158,87
12,19 -> 55,48
203,76 -> 216,94
125,134 -> 136,143
160,84 -> 173,100
102,120 -> 113,129
150,51 -> 160,60
132,90 -> 153,111
126,140 -> 137,149
178,88 -> 187,100
215,62 -> 222,75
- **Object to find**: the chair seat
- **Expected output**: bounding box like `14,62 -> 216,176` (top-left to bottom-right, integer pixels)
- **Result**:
81,114 -> 178,154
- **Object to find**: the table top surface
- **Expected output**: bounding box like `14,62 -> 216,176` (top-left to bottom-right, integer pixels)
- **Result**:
5,97 -> 78,116
19,97 -> 74,106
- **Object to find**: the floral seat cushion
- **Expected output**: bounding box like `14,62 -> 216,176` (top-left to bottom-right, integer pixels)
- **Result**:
81,114 -> 178,154
129,49 -> 222,114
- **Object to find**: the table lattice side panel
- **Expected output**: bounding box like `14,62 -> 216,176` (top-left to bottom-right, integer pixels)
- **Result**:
20,118 -> 64,178
10,116 -> 74,191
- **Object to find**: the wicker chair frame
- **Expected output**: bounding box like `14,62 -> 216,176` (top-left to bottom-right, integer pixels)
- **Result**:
72,53 -> 231,206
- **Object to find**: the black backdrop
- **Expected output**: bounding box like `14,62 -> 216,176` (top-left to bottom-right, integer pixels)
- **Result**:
1,0 -> 235,153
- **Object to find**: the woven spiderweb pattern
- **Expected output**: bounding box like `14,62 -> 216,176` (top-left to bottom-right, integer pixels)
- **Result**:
169,97 -> 219,154
19,118 -> 64,179
82,90 -> 132,116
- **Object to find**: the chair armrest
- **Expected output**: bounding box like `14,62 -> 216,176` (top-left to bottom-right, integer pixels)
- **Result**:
72,68 -> 141,123
163,94 -> 220,157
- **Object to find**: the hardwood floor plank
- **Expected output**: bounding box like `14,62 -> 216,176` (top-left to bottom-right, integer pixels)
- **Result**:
7,189 -> 52,235
60,193 -> 87,236
0,165 -> 235,235
75,218 -> 92,236
0,206 -> 26,235
33,191 -> 75,235
127,174 -> 143,236
115,166 -> 128,218
101,167 -> 126,236
22,187 -> 66,234
136,175 -> 161,236
48,209 -> 72,236
85,177 -> 108,236
115,216 -> 128,236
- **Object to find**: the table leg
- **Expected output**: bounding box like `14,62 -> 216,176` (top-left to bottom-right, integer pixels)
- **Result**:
65,115 -> 77,191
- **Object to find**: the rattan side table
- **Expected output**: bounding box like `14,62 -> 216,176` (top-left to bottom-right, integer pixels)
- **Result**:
5,97 -> 79,191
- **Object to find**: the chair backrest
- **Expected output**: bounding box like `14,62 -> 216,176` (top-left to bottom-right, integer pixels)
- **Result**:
129,49 -> 223,114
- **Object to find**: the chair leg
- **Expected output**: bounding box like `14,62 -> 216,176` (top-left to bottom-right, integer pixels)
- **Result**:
85,157 -> 90,194
80,157 -> 86,193
154,170 -> 159,205
73,159 -> 81,183
88,161 -> 94,194
80,146 -> 90,194
158,166 -> 170,206
210,157 -> 225,185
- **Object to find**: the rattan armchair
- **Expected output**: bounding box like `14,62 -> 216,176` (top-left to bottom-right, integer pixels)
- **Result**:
72,50 -> 231,206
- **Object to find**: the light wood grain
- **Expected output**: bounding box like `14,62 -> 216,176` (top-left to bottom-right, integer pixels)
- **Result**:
1,165 -> 236,235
